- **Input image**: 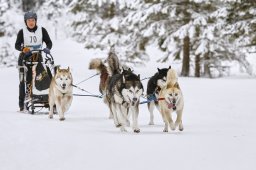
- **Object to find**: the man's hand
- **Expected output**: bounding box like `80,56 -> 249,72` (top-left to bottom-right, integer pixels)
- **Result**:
43,48 -> 50,54
22,47 -> 32,58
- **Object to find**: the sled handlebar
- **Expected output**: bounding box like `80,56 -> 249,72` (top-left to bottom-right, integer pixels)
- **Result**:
30,49 -> 54,62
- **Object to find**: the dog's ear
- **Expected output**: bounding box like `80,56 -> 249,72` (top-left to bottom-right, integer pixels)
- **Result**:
157,68 -> 160,72
67,67 -> 70,72
137,74 -> 140,80
57,67 -> 60,74
168,65 -> 172,69
174,82 -> 180,89
122,74 -> 126,82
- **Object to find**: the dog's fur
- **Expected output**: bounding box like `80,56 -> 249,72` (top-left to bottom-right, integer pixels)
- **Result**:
159,68 -> 184,132
48,67 -> 73,121
146,67 -> 171,125
89,58 -> 109,94
106,56 -> 143,132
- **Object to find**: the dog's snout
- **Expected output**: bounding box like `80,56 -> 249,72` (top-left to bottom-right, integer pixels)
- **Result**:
133,97 -> 137,102
62,84 -> 66,88
172,99 -> 176,104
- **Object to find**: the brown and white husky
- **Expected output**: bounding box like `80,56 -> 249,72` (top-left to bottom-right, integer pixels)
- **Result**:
159,68 -> 184,132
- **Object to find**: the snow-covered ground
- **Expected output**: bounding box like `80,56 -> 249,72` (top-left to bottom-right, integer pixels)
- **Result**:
0,38 -> 256,170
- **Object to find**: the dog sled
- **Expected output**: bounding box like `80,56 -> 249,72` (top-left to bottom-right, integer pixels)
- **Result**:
19,50 -> 56,114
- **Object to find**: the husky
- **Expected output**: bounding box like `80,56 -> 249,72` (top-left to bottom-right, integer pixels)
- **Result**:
106,57 -> 143,132
89,58 -> 108,94
146,66 -> 171,125
88,48 -> 121,119
158,68 -> 184,132
48,67 -> 73,121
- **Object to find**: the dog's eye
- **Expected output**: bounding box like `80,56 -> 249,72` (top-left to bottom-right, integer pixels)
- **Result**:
175,93 -> 178,96
129,90 -> 133,93
169,94 -> 172,96
60,78 -> 63,80
66,78 -> 68,80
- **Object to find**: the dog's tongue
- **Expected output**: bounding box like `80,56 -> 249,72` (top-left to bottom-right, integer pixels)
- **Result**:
167,103 -> 176,110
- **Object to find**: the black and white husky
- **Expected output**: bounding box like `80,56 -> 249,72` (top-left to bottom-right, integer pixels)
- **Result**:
146,66 -> 171,125
106,58 -> 143,132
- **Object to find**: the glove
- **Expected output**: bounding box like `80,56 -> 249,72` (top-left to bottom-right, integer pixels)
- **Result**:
22,47 -> 32,59
43,48 -> 50,54
22,47 -> 30,53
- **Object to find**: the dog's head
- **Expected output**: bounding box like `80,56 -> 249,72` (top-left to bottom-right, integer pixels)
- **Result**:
55,67 -> 73,90
156,66 -> 171,88
164,82 -> 181,110
121,70 -> 143,106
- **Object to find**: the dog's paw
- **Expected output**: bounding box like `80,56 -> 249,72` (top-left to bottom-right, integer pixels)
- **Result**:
120,127 -> 127,132
179,124 -> 184,131
49,115 -> 53,119
59,117 -> 65,121
134,129 -> 140,133
163,128 -> 168,132
170,123 -> 176,131
115,124 -> 122,128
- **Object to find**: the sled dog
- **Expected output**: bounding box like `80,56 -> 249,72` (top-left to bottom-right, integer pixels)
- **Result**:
159,68 -> 184,132
106,57 -> 143,132
146,66 -> 171,125
89,47 -> 121,118
48,67 -> 73,121
89,58 -> 109,94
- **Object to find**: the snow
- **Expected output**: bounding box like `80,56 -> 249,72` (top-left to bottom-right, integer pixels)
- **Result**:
1,36 -> 256,170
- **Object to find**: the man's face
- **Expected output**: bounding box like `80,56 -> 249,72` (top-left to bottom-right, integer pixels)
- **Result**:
26,18 -> 36,29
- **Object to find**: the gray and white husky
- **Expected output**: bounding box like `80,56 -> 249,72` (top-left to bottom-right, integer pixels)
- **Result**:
106,58 -> 143,132
48,67 -> 73,121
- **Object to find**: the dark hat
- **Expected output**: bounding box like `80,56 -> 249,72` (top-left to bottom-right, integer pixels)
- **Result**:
24,11 -> 37,21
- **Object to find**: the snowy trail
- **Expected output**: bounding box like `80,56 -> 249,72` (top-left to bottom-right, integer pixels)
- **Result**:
0,39 -> 256,170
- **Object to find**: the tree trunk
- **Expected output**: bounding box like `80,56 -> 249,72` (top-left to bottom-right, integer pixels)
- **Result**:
195,54 -> 200,77
181,36 -> 190,77
203,52 -> 211,78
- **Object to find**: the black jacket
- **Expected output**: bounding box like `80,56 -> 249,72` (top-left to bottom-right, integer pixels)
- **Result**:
15,26 -> 52,51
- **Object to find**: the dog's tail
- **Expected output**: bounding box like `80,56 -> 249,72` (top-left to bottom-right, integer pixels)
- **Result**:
166,68 -> 178,87
89,58 -> 105,72
106,47 -> 121,76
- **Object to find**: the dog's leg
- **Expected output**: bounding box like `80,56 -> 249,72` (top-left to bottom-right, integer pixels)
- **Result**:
166,111 -> 175,131
56,96 -> 65,121
126,109 -> 131,127
160,108 -> 168,132
111,102 -> 121,127
118,105 -> 128,132
116,104 -> 127,132
175,109 -> 184,131
63,96 -> 73,113
148,101 -> 155,125
48,95 -> 54,119
131,105 -> 140,133
104,96 -> 113,119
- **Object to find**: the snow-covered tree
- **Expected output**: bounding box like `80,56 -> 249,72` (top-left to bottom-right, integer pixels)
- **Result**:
0,0 -> 20,67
